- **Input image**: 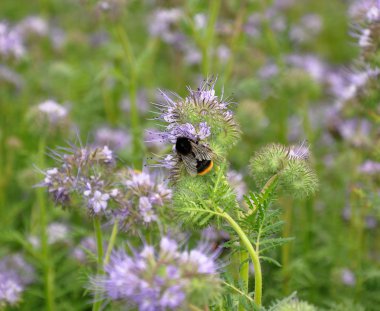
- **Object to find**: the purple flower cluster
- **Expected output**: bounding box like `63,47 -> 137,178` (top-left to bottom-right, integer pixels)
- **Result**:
154,80 -> 240,179
146,8 -> 232,66
94,237 -> 220,310
41,144 -> 116,212
245,3 -> 323,45
0,22 -> 25,59
349,0 -> 380,65
41,144 -> 172,227
0,16 -> 63,59
114,169 -> 172,229
0,255 -> 34,307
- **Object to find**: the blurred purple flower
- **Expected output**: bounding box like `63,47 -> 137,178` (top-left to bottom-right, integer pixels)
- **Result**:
341,268 -> 356,286
290,14 -> 323,43
72,237 -> 97,263
227,170 -> 247,202
358,160 -> 380,174
0,255 -> 34,307
0,22 -> 25,59
148,8 -> 183,44
16,16 -> 48,37
94,127 -> 131,151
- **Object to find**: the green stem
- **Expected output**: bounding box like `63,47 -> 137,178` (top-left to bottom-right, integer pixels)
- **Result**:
238,249 -> 250,311
187,207 -> 262,305
281,197 -> 292,295
104,220 -> 119,265
222,0 -> 249,85
92,217 -> 104,311
115,24 -> 142,166
37,137 -> 55,311
221,210 -> 262,306
202,0 -> 221,76
222,281 -> 254,303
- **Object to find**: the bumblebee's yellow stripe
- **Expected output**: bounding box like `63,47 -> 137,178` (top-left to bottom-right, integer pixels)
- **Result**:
197,161 -> 214,176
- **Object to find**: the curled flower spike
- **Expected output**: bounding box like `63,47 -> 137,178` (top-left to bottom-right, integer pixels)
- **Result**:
154,79 -> 240,181
250,143 -> 318,198
91,236 -> 221,310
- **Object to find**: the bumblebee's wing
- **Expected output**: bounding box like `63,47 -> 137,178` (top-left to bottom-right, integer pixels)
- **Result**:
190,141 -> 213,160
180,154 -> 197,176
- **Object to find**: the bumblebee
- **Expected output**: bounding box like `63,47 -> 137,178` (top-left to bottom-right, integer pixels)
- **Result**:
175,136 -> 214,176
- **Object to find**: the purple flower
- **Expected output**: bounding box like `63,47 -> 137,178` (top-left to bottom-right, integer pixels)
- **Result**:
341,268 -> 356,286
358,160 -> 380,174
16,16 -> 48,37
0,22 -> 25,59
115,169 -> 172,230
92,236 -> 220,309
0,255 -> 34,307
139,196 -> 157,223
148,8 -> 183,44
290,14 -> 323,43
163,122 -> 211,144
227,170 -> 247,202
86,190 -> 110,214
71,237 -> 97,263
160,285 -> 186,308
154,80 -> 240,179
94,127 -> 131,151
37,100 -> 69,124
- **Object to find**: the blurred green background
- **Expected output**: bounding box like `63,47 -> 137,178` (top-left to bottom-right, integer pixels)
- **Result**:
1,0 -> 379,310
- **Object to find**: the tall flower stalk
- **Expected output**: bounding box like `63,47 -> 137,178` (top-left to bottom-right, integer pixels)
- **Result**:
154,80 -> 318,308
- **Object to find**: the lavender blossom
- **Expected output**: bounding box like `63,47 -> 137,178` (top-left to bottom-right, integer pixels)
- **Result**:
92,236 -> 221,309
0,65 -> 24,89
148,8 -> 184,44
37,99 -> 69,125
28,222 -> 70,248
0,22 -> 25,59
0,255 -> 34,307
227,170 -> 247,202
341,268 -> 356,286
114,169 -> 172,229
289,14 -> 323,43
71,237 -> 97,263
16,16 -> 48,37
40,144 -> 117,213
94,127 -> 131,151
358,160 -> 380,174
154,80 -> 240,180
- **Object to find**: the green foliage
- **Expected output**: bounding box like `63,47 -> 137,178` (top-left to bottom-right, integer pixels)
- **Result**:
250,144 -> 318,199
172,165 -> 239,228
269,297 -> 318,311
239,179 -> 293,263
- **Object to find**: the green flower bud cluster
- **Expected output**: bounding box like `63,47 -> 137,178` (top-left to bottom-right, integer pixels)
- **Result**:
249,143 -> 318,198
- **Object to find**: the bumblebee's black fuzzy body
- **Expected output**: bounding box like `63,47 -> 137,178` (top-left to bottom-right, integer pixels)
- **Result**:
175,137 -> 213,176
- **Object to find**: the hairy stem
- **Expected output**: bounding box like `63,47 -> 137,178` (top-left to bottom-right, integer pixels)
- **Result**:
222,280 -> 254,303
186,207 -> 263,305
104,220 -> 119,265
92,217 -> 104,311
213,208 -> 262,306
238,249 -> 250,311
